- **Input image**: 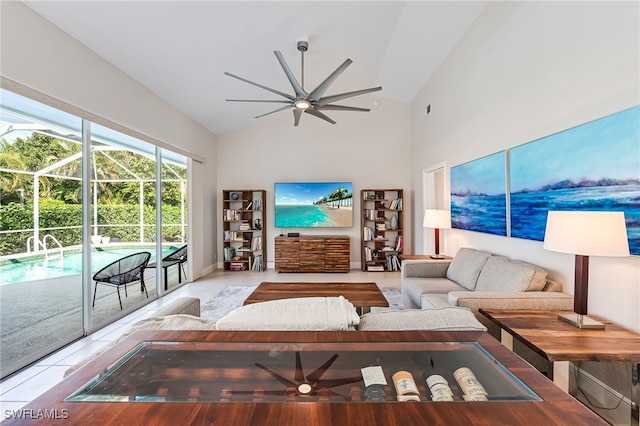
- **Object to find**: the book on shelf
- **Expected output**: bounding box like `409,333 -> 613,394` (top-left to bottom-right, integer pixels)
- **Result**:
395,235 -> 403,251
367,264 -> 385,272
229,262 -> 246,271
224,209 -> 240,221
254,198 -> 261,210
252,253 -> 263,271
363,226 -> 374,241
239,222 -> 250,231
251,235 -> 262,251
389,198 -> 402,210
386,254 -> 401,271
243,201 -> 253,211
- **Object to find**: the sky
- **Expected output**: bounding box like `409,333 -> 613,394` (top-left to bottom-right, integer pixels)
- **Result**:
451,151 -> 506,196
510,106 -> 639,192
275,182 -> 352,205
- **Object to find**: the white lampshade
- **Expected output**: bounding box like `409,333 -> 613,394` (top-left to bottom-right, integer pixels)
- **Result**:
543,211 -> 629,257
423,209 -> 451,229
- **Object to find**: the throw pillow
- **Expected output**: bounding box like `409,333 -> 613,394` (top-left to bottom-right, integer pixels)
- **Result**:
475,255 -> 548,292
446,247 -> 492,290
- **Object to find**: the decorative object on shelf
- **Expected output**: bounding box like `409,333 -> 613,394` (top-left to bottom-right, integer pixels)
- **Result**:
543,210 -> 629,329
230,192 -> 240,200
224,39 -> 381,127
254,218 -> 262,230
423,209 -> 451,258
389,214 -> 398,230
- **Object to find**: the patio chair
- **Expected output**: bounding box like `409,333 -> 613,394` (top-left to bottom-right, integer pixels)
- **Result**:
92,251 -> 151,310
148,245 -> 188,290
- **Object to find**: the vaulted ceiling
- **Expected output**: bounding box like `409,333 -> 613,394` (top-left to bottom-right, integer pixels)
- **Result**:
23,1 -> 488,135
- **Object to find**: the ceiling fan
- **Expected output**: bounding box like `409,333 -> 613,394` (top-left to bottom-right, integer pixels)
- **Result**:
224,39 -> 382,126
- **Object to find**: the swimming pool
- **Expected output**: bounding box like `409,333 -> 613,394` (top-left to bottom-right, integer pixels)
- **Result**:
0,246 -> 175,285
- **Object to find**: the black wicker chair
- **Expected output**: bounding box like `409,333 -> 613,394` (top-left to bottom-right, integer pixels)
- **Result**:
148,245 -> 187,290
92,251 -> 151,309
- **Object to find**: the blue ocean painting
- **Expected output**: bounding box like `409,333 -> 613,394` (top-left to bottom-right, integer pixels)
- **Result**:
510,106 -> 640,255
450,151 -> 507,236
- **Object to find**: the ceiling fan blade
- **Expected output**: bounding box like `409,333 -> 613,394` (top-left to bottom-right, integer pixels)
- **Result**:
224,71 -> 294,101
274,51 -> 307,99
316,376 -> 363,389
306,353 -> 339,384
294,352 -> 305,383
226,99 -> 292,103
305,107 -> 336,125
293,108 -> 303,126
254,363 -> 297,387
316,87 -> 382,106
254,105 -> 294,119
308,59 -> 352,102
315,104 -> 371,112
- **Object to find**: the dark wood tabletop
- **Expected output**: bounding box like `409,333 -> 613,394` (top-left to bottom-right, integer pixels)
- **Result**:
4,330 -> 606,425
244,281 -> 389,309
480,309 -> 640,363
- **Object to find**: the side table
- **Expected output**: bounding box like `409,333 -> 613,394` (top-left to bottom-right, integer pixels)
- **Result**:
480,308 -> 640,425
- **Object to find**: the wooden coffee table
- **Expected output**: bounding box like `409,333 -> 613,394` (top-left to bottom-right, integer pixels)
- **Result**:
5,330 -> 606,425
244,281 -> 389,314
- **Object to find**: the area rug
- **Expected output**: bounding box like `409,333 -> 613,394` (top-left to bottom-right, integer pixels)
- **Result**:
201,286 -> 404,321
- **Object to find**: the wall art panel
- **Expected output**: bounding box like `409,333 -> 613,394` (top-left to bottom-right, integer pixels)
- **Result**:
450,151 -> 507,236
510,106 -> 639,255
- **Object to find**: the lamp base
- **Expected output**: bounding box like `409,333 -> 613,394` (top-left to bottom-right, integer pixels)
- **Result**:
430,254 -> 446,259
558,313 -> 605,329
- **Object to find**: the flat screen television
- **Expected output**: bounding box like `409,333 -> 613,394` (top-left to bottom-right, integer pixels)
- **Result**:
274,182 -> 353,228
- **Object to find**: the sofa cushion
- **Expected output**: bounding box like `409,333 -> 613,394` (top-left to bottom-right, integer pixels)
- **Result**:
357,307 -> 487,331
216,296 -> 360,331
403,277 -> 467,302
475,255 -> 548,292
445,248 -> 492,290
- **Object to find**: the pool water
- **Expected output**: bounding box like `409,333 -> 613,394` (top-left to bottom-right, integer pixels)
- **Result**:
0,246 -> 174,285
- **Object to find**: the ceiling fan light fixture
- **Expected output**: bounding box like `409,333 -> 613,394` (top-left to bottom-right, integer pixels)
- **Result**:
294,100 -> 311,109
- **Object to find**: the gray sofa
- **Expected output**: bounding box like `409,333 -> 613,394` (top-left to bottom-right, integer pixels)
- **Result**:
65,294 -> 488,376
401,247 -> 573,330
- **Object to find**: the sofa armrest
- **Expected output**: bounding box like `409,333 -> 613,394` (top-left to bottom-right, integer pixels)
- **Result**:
448,291 -> 573,313
401,259 -> 450,279
153,297 -> 201,317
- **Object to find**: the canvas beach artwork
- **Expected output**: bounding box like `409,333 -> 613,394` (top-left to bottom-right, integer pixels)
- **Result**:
450,151 -> 507,236
510,106 -> 640,255
274,182 -> 353,228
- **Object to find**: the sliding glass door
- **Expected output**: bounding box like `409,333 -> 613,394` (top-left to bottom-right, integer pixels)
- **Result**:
0,88 -> 190,378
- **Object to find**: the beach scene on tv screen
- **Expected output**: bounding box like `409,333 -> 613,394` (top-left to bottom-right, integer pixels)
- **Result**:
275,182 -> 353,227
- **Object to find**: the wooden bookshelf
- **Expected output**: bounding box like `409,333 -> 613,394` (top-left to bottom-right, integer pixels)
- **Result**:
361,189 -> 403,272
222,190 -> 266,271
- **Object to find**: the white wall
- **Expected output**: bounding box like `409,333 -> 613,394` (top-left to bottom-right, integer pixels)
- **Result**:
0,2 -> 219,277
411,1 -> 640,330
217,98 -> 411,268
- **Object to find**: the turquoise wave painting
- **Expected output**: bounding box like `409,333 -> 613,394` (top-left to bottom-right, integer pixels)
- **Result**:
450,151 -> 507,236
510,106 -> 640,255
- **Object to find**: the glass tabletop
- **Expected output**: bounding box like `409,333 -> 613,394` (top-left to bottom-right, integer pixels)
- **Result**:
66,341 -> 540,403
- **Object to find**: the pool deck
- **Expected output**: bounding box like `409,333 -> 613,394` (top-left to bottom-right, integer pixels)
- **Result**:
0,265 -> 184,378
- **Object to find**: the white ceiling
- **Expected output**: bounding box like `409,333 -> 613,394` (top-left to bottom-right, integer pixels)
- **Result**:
23,1 -> 488,135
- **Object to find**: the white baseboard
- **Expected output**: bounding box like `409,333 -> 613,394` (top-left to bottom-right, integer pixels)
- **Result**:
573,365 -> 631,424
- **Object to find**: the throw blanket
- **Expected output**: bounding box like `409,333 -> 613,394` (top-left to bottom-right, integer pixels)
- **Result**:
216,296 -> 360,331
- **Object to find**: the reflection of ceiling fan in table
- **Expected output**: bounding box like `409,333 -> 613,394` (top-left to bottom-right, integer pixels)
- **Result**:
225,39 -> 382,126
232,352 -> 361,400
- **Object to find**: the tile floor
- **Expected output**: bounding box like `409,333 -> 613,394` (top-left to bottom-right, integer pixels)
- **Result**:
0,269 -> 401,414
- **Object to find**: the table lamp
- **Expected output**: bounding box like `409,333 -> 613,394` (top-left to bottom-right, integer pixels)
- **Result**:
423,209 -> 451,259
543,210 -> 629,329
